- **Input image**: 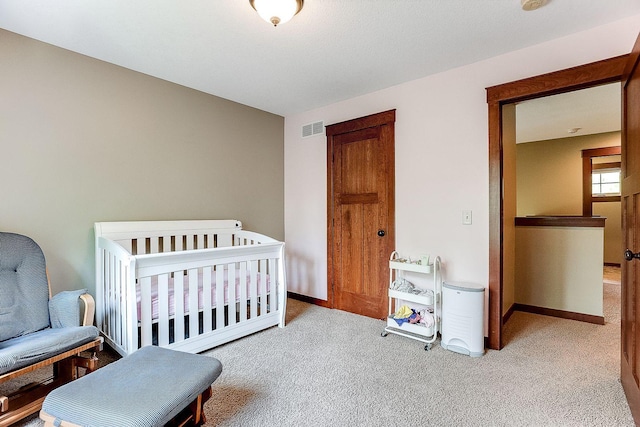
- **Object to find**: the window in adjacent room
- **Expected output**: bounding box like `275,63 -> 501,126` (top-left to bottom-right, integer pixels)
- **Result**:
581,146 -> 621,216
592,164 -> 621,197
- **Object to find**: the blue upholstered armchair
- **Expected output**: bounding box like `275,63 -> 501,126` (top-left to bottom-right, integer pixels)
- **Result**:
0,232 -> 103,425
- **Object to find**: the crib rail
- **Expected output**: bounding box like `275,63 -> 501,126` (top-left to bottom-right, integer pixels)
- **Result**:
95,221 -> 286,357
95,219 -> 243,240
95,219 -> 248,255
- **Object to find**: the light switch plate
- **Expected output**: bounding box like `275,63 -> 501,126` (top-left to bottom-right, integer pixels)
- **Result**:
462,210 -> 472,225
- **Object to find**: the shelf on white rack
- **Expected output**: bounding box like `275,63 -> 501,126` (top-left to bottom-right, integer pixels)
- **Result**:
386,317 -> 435,338
388,288 -> 434,305
389,260 -> 432,274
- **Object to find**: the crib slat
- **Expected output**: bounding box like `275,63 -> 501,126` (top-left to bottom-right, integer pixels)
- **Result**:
104,252 -> 111,340
228,265 -> 236,326
140,276 -> 152,347
187,235 -> 195,251
215,267 -> 225,329
249,260 -> 258,319
135,238 -> 146,255
202,266 -> 213,333
115,255 -> 124,347
158,274 -> 170,347
115,255 -> 123,346
188,268 -> 199,338
110,253 -> 118,345
196,234 -> 204,250
162,235 -> 171,253
102,251 -> 110,339
111,254 -> 120,347
277,258 -> 281,312
106,253 -> 112,341
127,262 -> 139,356
218,233 -> 232,248
150,238 -> 159,254
174,270 -> 185,342
268,258 -> 276,312
239,262 -> 247,322
259,259 -> 268,315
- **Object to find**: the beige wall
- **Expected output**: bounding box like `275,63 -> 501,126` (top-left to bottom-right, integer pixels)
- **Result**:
594,202 -> 623,264
516,131 -> 622,264
515,226 -> 604,317
0,30 -> 284,296
516,132 -> 620,215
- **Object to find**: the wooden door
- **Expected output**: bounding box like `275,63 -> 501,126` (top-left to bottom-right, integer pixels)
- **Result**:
326,110 -> 395,319
621,32 -> 640,423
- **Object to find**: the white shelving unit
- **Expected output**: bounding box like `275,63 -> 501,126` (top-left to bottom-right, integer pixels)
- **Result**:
382,251 -> 442,350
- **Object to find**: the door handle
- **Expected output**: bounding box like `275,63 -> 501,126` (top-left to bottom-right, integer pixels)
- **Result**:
377,229 -> 386,237
624,249 -> 640,261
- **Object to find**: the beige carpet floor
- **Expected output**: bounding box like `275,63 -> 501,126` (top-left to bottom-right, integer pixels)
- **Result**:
9,269 -> 632,426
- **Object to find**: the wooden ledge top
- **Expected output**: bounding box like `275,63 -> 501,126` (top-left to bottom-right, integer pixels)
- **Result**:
515,216 -> 606,228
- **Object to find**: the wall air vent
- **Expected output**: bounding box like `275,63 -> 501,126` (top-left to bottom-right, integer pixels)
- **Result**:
302,121 -> 324,138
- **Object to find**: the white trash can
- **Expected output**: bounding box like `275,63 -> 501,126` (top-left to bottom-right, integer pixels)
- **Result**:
441,281 -> 485,357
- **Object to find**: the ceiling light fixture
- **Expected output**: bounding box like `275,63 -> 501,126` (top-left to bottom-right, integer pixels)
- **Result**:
249,0 -> 304,27
521,0 -> 548,11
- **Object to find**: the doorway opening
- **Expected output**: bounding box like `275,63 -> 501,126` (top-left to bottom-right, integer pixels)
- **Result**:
486,54 -> 629,350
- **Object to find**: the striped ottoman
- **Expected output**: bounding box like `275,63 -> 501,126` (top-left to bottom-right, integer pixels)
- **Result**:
39,346 -> 222,427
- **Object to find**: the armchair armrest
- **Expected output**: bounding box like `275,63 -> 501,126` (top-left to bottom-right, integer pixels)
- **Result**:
49,289 -> 93,328
79,293 -> 96,327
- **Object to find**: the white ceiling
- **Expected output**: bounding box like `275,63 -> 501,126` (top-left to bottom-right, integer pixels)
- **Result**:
516,82 -> 621,143
0,0 -> 638,129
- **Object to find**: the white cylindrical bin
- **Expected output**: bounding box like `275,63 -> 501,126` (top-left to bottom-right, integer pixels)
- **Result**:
441,281 -> 485,357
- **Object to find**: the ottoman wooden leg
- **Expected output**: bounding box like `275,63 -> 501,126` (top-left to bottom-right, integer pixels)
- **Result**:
169,386 -> 212,427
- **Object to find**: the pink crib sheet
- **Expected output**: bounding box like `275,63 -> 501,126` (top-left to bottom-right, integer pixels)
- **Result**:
136,269 -> 270,320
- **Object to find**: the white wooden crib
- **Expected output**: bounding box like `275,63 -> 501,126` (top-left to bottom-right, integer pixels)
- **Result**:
94,220 -> 286,357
